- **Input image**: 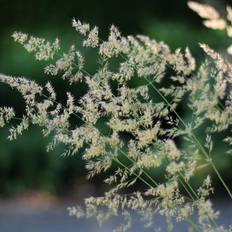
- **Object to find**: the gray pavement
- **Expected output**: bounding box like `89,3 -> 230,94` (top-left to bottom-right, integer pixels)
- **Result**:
0,200 -> 231,232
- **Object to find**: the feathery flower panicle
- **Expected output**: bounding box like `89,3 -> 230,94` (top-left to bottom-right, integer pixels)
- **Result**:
167,47 -> 196,76
99,25 -> 127,59
165,139 -> 181,160
137,125 -> 159,147
45,82 -> 56,100
83,26 -> 99,48
0,107 -> 15,128
44,45 -> 84,83
166,161 -> 185,176
8,116 -> 29,140
188,2 -> 232,57
12,32 -> 60,61
203,19 -> 227,30
0,74 -> 42,104
200,43 -> 228,72
227,6 -> 232,22
138,154 -> 161,168
187,1 -> 219,20
72,19 -> 90,35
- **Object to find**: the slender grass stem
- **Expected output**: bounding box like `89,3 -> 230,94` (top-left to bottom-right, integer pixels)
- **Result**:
144,76 -> 232,201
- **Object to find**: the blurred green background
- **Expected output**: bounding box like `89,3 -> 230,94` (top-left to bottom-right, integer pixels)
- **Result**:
0,0 -> 231,197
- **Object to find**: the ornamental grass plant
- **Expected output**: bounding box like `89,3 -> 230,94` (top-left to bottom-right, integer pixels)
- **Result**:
1,2 -> 232,231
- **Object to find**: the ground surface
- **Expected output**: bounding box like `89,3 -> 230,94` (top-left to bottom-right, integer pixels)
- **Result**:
0,195 -> 232,232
